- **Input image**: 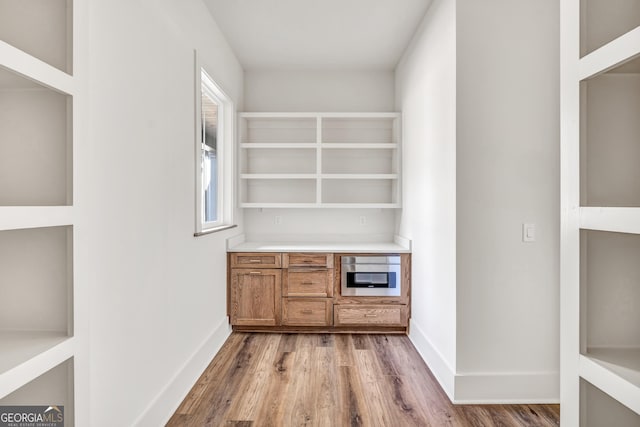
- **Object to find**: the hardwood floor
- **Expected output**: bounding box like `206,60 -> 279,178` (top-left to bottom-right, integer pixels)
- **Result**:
167,333 -> 560,426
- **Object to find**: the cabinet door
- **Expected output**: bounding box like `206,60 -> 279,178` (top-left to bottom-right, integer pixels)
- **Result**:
230,269 -> 281,326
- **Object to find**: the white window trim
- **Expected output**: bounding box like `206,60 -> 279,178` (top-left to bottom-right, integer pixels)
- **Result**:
194,51 -> 235,236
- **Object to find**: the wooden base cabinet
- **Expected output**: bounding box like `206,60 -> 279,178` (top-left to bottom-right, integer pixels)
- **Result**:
229,268 -> 281,326
228,251 -> 410,333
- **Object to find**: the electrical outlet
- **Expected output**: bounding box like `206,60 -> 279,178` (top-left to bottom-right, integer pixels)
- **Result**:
359,216 -> 367,225
274,216 -> 282,225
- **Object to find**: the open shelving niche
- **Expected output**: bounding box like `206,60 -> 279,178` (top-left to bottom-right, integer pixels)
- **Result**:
562,0 -> 640,424
0,358 -> 75,427
238,113 -> 401,208
579,230 -> 640,416
0,0 -> 80,420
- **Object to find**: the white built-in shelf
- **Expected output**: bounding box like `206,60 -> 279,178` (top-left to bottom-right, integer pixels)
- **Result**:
580,207 -> 640,234
0,206 -> 73,232
0,0 -> 78,421
579,26 -> 640,79
580,350 -> 640,415
239,112 -> 401,208
0,41 -> 74,95
0,332 -> 70,377
318,202 -> 401,209
321,174 -> 398,179
240,202 -> 401,209
240,174 -> 317,180
240,143 -> 317,149
322,143 -> 398,149
0,335 -> 74,400
241,203 -> 320,209
563,2 -> 640,424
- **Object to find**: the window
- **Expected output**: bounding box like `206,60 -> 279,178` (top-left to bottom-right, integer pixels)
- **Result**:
195,62 -> 235,235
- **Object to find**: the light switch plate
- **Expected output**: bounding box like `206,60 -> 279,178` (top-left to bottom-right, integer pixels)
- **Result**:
523,223 -> 536,242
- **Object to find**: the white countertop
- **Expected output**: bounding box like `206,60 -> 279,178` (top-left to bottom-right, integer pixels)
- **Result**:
227,235 -> 411,253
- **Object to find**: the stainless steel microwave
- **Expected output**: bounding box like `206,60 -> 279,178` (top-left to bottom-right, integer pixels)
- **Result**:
341,255 -> 401,297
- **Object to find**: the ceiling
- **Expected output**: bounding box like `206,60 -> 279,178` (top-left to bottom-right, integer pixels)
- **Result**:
202,0 -> 433,71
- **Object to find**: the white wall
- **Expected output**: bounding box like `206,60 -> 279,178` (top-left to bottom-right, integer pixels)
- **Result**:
84,0 -> 243,425
243,208 -> 396,243
394,0 -> 458,398
455,0 -> 560,402
244,69 -> 394,112
396,0 -> 560,403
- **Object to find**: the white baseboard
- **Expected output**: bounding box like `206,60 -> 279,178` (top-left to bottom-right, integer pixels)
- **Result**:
453,371 -> 560,404
133,317 -> 232,427
409,322 -> 559,404
408,322 -> 456,401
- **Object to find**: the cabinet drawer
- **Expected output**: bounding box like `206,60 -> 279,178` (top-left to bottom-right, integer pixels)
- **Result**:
230,252 -> 282,268
333,305 -> 408,326
284,253 -> 333,268
284,269 -> 333,297
282,298 -> 332,326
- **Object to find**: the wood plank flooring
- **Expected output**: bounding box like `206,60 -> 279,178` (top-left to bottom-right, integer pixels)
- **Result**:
167,333 -> 560,426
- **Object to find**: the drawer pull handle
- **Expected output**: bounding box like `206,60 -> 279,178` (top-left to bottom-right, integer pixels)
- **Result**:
248,259 -> 262,263
364,314 -> 378,318
301,281 -> 315,285
302,260 -> 313,263
301,309 -> 313,314
249,271 -> 262,275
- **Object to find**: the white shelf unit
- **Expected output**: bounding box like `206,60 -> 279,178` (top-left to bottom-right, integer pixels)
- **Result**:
0,0 -> 80,423
562,0 -> 640,424
238,112 -> 401,208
